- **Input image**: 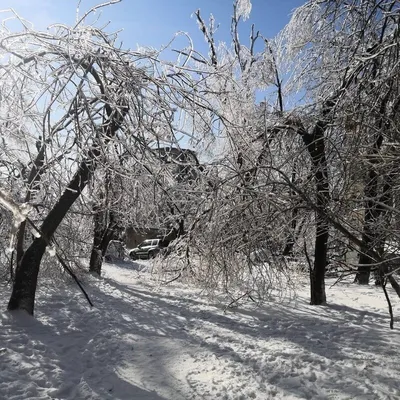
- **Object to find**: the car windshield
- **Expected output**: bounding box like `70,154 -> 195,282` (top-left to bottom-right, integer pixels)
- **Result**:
140,240 -> 153,247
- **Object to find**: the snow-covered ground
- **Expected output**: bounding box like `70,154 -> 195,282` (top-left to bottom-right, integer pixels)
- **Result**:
0,260 -> 399,399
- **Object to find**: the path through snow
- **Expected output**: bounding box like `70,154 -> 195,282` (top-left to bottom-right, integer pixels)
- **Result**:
0,260 -> 399,399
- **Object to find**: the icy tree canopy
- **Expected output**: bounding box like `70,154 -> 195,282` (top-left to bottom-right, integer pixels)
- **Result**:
236,0 -> 252,21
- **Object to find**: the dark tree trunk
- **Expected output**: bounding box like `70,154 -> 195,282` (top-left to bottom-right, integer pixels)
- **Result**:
283,164 -> 299,257
282,210 -> 297,256
356,169 -> 379,284
310,218 -> 328,305
8,238 -> 47,315
355,134 -> 384,284
89,204 -> 105,276
178,219 -> 185,237
300,118 -> 330,305
89,207 -> 117,276
355,43 -> 392,283
374,174 -> 394,285
8,158 -> 95,314
89,248 -> 103,276
16,143 -> 46,270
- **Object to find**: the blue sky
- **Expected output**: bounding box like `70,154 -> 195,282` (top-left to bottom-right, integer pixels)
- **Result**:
2,0 -> 306,151
2,0 -> 305,56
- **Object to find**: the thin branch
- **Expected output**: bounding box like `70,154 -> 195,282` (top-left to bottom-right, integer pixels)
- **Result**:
74,0 -> 121,29
195,10 -> 217,67
382,279 -> 394,329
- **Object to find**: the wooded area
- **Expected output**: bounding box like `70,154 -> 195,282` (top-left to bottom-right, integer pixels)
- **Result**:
0,0 -> 399,328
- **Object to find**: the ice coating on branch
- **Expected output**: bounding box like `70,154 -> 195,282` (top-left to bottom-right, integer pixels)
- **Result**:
0,190 -> 32,232
47,246 -> 56,257
17,203 -> 33,225
0,191 -> 31,225
0,189 -> 33,254
236,0 -> 252,21
282,1 -> 322,58
31,229 -> 41,238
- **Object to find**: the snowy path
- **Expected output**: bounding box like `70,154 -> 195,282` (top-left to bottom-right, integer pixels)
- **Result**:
0,260 -> 399,399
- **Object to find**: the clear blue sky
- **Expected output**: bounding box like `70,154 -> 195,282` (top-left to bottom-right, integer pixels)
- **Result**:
2,0 -> 305,56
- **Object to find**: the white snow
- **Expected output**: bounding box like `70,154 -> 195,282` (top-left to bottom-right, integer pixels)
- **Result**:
0,260 -> 399,399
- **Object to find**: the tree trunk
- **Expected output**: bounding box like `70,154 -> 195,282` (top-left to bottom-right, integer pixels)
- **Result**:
8,153 -> 97,314
283,164 -> 299,256
283,210 -> 297,256
355,167 -> 379,284
89,208 -> 117,276
355,134 -> 384,284
15,143 -> 46,270
355,58 -> 392,283
301,119 -> 330,305
310,218 -> 328,304
8,238 -> 47,315
89,204 -> 104,275
374,174 -> 394,285
89,167 -> 119,276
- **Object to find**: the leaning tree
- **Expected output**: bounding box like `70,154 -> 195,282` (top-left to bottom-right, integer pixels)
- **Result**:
0,2 -> 211,314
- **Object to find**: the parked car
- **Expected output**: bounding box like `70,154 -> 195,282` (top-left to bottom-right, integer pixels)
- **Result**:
128,239 -> 168,260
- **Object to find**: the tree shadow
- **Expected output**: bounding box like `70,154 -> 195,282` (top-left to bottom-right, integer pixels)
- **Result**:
2,273 -> 399,399
85,275 -> 400,399
0,296 -> 167,400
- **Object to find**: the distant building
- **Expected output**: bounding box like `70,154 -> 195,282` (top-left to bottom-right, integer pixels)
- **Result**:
124,146 -> 201,249
156,146 -> 200,183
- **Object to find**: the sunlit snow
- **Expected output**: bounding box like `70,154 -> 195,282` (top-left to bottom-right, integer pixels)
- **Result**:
0,259 -> 399,399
